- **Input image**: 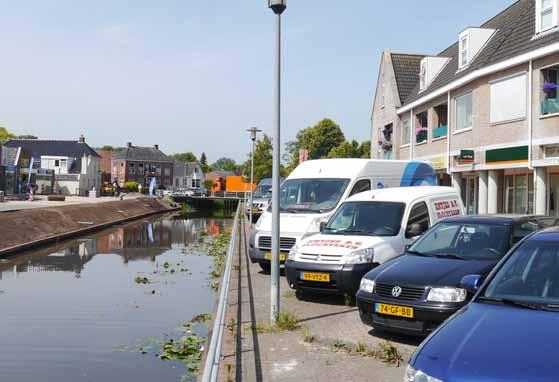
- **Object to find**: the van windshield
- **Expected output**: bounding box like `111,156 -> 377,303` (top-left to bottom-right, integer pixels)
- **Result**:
323,201 -> 405,236
279,178 -> 350,213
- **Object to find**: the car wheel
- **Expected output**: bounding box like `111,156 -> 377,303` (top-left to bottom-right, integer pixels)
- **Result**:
258,262 -> 271,274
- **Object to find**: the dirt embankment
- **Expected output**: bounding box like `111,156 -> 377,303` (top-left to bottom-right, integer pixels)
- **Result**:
0,198 -> 177,256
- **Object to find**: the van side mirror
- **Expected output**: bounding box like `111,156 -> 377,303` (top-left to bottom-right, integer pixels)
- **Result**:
319,221 -> 327,233
460,274 -> 482,294
406,223 -> 423,238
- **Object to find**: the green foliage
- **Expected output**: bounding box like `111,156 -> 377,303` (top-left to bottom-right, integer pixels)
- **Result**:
134,276 -> 150,284
242,134 -> 287,184
159,335 -> 203,372
285,118 -> 345,171
199,152 -> 210,172
171,152 -> 197,163
328,140 -> 361,158
359,140 -> 371,159
301,325 -> 314,343
0,127 -> 16,145
211,157 -> 239,172
275,310 -> 300,331
123,181 -> 139,192
204,180 -> 214,190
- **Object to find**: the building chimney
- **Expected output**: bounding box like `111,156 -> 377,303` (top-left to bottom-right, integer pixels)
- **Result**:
154,144 -> 159,150
127,142 -> 132,148
79,134 -> 85,144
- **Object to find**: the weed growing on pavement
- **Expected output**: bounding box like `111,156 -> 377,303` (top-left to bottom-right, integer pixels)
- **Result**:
375,341 -> 403,366
248,310 -> 300,334
332,339 -> 350,352
227,318 -> 237,336
343,293 -> 355,306
282,290 -> 296,299
301,325 -> 314,343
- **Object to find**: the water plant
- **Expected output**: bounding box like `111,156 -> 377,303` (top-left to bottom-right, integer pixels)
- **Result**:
134,276 -> 150,284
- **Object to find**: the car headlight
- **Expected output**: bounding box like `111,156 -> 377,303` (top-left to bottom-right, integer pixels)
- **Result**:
346,247 -> 374,265
287,243 -> 299,260
427,287 -> 467,303
404,365 -> 444,382
359,278 -> 375,293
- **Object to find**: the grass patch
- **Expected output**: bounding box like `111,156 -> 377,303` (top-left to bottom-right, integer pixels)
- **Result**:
324,339 -> 403,366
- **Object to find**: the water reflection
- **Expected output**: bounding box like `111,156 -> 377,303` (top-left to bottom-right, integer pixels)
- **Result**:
0,214 -> 229,278
0,212 -> 231,382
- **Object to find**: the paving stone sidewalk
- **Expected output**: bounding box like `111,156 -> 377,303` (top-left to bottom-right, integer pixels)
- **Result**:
218,218 -> 421,382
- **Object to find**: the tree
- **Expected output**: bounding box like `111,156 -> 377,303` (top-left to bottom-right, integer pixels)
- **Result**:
328,140 -> 361,158
285,118 -> 345,171
199,152 -> 210,172
170,152 -> 197,163
211,157 -> 239,172
100,145 -> 115,151
0,127 -> 16,145
243,135 -> 273,184
359,140 -> 371,159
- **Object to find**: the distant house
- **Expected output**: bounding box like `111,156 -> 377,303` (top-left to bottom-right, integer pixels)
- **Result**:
112,142 -> 173,189
173,162 -> 205,190
2,135 -> 101,195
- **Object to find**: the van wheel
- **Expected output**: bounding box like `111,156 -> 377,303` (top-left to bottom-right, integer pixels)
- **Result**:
259,262 -> 271,273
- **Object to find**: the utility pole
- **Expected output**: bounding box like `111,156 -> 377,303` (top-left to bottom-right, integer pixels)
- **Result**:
247,127 -> 261,225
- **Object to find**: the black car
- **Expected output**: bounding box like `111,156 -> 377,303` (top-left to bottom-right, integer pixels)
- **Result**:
356,215 -> 558,336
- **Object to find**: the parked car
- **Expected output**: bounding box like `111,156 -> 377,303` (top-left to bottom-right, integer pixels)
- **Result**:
250,158 -> 438,272
285,186 -> 464,294
405,226 -> 559,382
357,215 -> 558,337
246,190 -> 272,223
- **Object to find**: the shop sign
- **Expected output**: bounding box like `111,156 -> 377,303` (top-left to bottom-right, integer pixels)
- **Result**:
430,156 -> 446,170
458,150 -> 474,164
433,199 -> 462,219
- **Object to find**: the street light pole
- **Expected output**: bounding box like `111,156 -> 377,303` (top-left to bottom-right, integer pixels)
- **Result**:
247,127 -> 261,225
268,0 -> 286,324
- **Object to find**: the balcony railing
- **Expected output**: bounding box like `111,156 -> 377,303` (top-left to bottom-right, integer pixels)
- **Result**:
542,98 -> 559,115
415,128 -> 428,144
433,125 -> 448,139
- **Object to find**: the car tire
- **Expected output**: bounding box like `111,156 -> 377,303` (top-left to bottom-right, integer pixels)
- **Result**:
258,262 -> 271,274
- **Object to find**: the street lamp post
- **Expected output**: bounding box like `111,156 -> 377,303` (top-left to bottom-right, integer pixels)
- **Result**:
247,127 -> 261,225
268,0 -> 286,324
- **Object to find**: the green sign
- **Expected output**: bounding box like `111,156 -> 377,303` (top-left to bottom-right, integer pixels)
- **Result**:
486,146 -> 528,164
460,150 -> 474,161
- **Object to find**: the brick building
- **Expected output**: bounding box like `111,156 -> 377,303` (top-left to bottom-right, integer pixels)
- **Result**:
111,143 -> 173,189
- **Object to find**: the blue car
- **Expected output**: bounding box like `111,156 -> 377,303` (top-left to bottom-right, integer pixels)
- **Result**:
406,226 -> 559,382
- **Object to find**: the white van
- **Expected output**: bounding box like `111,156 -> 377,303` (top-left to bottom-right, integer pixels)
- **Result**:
249,159 -> 438,272
284,186 -> 465,296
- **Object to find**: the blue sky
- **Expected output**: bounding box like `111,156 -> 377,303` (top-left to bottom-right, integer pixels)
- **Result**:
0,0 -> 514,163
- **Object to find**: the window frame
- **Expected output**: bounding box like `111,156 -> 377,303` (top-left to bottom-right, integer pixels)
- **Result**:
129,162 -> 135,175
454,91 -> 473,132
459,34 -> 470,68
489,72 -> 528,124
537,0 -> 558,33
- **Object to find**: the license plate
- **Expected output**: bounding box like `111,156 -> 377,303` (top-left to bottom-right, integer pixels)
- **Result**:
301,272 -> 330,282
265,253 -> 286,261
251,208 -> 260,213
375,303 -> 414,318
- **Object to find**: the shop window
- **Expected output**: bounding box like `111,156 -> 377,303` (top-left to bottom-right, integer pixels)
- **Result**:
541,65 -> 559,116
415,112 -> 428,144
505,174 -> 534,214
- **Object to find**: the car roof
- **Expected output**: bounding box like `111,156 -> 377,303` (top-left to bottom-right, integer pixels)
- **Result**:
441,214 -> 553,225
527,226 -> 559,242
345,186 -> 458,203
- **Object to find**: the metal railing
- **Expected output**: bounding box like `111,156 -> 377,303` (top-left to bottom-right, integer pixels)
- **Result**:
201,202 -> 241,382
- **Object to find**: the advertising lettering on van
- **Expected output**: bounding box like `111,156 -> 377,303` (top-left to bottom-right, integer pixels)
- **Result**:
303,239 -> 363,250
433,200 -> 461,219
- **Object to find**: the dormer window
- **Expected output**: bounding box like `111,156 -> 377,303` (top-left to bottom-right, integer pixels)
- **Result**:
537,0 -> 558,33
459,35 -> 469,68
419,61 -> 427,90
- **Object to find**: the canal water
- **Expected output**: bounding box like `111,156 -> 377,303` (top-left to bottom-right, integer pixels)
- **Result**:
0,212 -> 232,382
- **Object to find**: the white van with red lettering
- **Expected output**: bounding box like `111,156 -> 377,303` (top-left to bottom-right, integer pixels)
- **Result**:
285,186 -> 464,297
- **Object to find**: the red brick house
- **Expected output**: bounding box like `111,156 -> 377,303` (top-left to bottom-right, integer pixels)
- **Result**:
111,143 -> 173,189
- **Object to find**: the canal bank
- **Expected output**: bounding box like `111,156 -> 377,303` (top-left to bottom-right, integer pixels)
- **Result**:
0,197 -> 178,256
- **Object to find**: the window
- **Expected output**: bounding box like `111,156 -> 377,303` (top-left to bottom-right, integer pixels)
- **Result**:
433,104 -> 448,138
401,119 -> 411,145
459,35 -> 469,68
406,202 -> 430,238
420,60 -> 427,90
164,167 -> 170,176
129,163 -> 135,174
545,145 -> 559,158
156,165 -> 161,176
55,159 -> 60,167
505,174 -> 534,214
537,0 -> 557,33
349,179 -> 371,197
415,111 -> 428,144
279,178 -> 350,213
541,65 -> 559,116
60,159 -> 67,168
175,178 -> 179,187
138,163 -> 144,175
455,92 -> 473,131
490,73 -> 527,123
